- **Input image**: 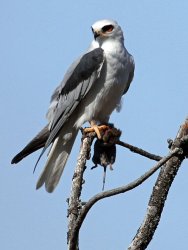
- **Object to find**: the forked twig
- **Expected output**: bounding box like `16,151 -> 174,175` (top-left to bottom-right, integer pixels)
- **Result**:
68,147 -> 180,250
67,119 -> 188,250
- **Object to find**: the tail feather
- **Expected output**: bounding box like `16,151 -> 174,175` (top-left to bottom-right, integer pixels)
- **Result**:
36,129 -> 78,193
11,125 -> 49,164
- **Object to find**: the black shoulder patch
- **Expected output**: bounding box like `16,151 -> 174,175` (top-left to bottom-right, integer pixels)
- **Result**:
61,48 -> 104,94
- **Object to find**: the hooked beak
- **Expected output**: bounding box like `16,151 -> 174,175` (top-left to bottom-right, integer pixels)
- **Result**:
93,30 -> 101,40
92,28 -> 101,40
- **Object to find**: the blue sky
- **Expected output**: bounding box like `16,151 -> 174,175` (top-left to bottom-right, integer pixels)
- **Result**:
1,1 -> 188,249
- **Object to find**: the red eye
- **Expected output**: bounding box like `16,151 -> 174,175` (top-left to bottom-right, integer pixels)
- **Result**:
102,25 -> 114,33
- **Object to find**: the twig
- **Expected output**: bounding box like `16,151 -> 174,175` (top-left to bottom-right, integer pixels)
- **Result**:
68,147 -> 180,246
128,117 -> 188,250
116,140 -> 162,161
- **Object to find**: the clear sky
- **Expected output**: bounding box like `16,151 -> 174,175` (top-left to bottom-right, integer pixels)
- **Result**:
1,1 -> 188,249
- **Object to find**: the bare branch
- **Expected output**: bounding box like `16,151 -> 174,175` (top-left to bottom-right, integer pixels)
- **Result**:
69,147 -> 180,247
128,117 -> 188,250
67,119 -> 188,250
116,140 -> 162,161
67,133 -> 95,250
68,127 -> 163,249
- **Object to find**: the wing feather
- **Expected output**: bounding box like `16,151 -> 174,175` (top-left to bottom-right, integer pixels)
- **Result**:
123,54 -> 135,95
35,48 -> 105,163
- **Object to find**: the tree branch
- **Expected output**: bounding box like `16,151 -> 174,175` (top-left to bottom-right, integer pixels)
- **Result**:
128,117 -> 188,250
67,119 -> 188,250
116,140 -> 162,161
68,147 -> 180,248
67,133 -> 95,250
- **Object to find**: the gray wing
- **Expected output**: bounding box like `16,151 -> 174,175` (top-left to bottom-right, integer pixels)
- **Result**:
48,47 -> 104,145
35,48 -> 104,166
123,54 -> 135,95
11,125 -> 49,164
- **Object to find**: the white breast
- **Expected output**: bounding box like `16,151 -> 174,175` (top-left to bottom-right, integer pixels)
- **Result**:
75,40 -> 131,128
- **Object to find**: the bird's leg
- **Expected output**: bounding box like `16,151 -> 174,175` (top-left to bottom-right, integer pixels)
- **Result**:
84,120 -> 109,139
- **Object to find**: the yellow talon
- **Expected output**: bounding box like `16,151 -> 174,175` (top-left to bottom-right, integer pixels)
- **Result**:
84,123 -> 109,139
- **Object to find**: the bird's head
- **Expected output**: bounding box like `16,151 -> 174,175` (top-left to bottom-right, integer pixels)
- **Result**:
91,19 -> 124,45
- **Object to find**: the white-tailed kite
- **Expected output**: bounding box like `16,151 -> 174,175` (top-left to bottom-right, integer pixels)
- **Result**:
11,19 -> 135,192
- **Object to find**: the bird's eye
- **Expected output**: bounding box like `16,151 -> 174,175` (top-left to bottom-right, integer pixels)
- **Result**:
102,25 -> 114,33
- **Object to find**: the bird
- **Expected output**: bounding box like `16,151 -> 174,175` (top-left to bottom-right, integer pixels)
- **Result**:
11,19 -> 135,193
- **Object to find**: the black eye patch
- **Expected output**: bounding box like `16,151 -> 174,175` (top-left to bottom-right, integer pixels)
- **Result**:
102,25 -> 114,33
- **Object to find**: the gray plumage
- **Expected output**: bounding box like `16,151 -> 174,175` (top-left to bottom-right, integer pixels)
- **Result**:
12,19 -> 135,192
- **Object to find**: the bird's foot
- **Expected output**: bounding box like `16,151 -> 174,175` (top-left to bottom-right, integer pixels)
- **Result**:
83,124 -> 109,139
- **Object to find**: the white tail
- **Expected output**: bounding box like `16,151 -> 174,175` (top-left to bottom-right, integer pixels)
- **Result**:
36,129 -> 78,192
